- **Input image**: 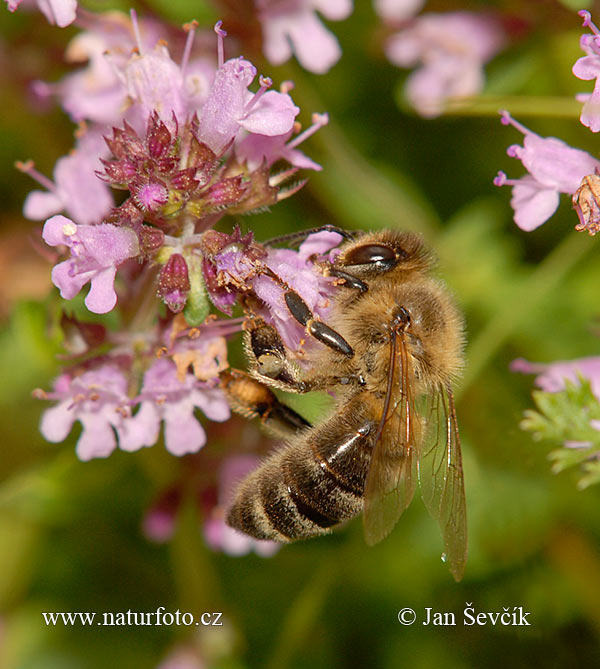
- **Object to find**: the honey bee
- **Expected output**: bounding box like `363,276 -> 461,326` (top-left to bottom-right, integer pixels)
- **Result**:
219,228 -> 467,580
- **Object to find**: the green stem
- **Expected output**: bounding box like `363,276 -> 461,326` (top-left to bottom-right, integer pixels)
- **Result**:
459,231 -> 595,396
430,96 -> 582,119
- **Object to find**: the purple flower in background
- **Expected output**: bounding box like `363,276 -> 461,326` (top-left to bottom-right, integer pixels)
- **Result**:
6,0 -> 76,26
21,130 -> 113,226
511,356 -> 600,402
142,487 -> 182,543
204,455 -> 279,556
257,0 -> 353,74
385,11 -> 505,117
38,365 -> 131,461
42,215 -> 140,313
494,111 -> 600,231
573,11 -> 600,133
121,357 -> 230,456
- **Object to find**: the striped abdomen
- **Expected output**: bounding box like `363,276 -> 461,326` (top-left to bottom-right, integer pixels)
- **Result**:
226,399 -> 377,541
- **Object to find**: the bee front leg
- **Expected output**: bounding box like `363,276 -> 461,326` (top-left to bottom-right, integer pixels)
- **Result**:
283,290 -> 354,357
220,368 -> 311,439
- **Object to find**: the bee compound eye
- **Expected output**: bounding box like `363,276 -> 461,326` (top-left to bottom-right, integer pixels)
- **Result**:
344,244 -> 397,267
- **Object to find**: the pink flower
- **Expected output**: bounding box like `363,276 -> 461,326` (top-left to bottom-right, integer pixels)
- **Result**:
42,215 -> 140,314
257,0 -> 353,74
6,0 -> 76,27
39,366 -> 131,461
494,111 -> 600,231
121,358 -> 230,456
22,130 -> 113,226
197,47 -> 299,155
204,455 -> 279,556
573,11 -> 600,132
385,11 -> 505,117
511,356 -> 600,401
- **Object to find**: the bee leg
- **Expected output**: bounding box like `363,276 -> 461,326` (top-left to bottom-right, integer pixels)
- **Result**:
283,290 -> 354,357
323,268 -> 368,293
220,369 -> 311,438
244,320 -> 311,392
255,265 -> 354,358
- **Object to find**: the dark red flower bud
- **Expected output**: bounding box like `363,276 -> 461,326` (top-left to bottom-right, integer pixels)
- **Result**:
158,253 -> 191,312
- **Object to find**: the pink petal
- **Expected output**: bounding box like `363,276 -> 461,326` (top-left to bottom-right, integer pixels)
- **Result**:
51,261 -> 93,300
42,214 -> 74,246
511,180 -> 559,231
39,401 -> 76,442
286,10 -> 343,74
85,265 -> 118,313
580,87 -> 600,133
238,91 -> 299,136
192,389 -> 231,422
163,402 -> 206,455
520,134 -> 599,193
312,0 -> 353,21
374,0 -> 424,21
76,413 -> 117,461
24,191 -> 63,221
573,55 -> 600,81
36,0 -> 77,27
118,402 -> 160,451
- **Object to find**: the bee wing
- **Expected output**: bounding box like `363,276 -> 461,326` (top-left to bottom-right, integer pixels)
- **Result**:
363,333 -> 417,546
416,385 -> 467,582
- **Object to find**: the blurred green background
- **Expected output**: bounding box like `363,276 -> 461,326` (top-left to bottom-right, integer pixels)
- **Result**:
2,0 -> 600,666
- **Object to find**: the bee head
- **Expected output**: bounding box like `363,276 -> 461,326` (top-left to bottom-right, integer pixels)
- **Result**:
335,230 -> 434,279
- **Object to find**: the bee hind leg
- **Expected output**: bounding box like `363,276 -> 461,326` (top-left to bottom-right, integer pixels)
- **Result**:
220,368 -> 311,439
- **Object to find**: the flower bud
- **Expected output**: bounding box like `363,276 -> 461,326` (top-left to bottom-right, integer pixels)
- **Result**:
158,253 -> 191,313
138,225 -> 165,255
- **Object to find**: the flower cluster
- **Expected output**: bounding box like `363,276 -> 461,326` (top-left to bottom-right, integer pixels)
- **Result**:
24,11 -> 337,468
496,11 -> 600,234
376,4 -> 505,117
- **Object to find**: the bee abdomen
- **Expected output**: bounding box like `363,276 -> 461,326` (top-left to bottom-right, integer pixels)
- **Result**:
226,451 -> 337,541
226,415 -> 376,542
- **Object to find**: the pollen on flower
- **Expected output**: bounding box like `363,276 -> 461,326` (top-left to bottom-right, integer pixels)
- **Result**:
62,222 -> 77,236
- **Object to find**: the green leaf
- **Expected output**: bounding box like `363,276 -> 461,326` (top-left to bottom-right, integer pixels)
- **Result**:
520,378 -> 600,487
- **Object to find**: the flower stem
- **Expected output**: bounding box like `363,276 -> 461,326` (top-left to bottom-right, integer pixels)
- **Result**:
439,95 -> 582,119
